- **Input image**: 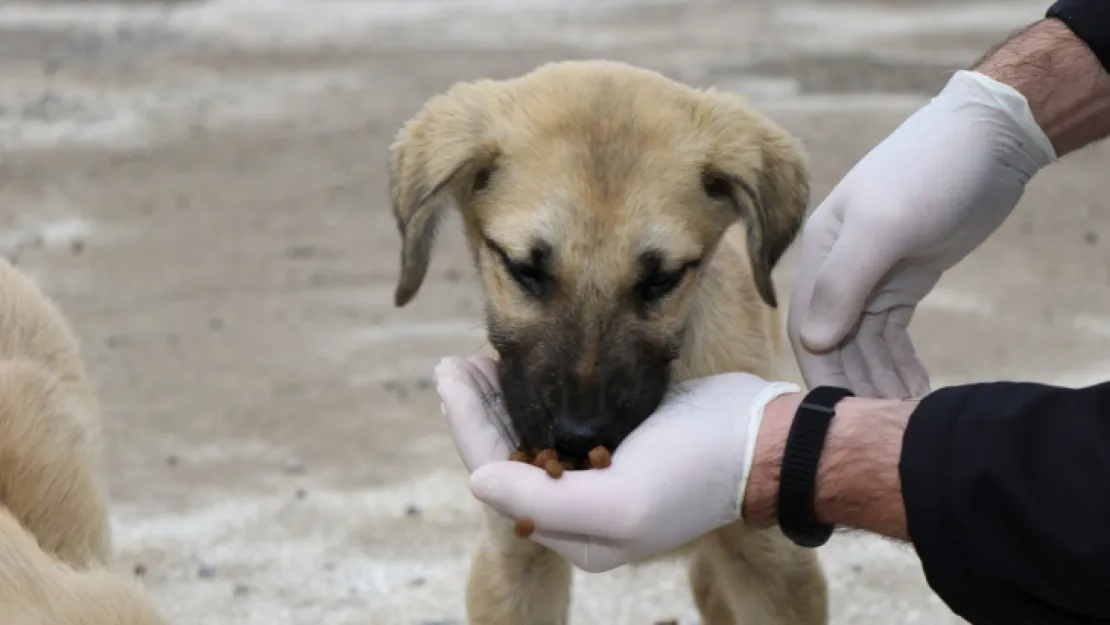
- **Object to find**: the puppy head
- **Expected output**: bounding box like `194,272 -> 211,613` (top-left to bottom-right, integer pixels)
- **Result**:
390,60 -> 808,461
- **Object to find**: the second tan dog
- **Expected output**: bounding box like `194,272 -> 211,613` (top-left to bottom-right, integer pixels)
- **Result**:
390,60 -> 827,624
0,258 -> 168,624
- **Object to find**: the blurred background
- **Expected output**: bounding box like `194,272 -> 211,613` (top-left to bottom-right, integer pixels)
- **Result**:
1,0 -> 1107,623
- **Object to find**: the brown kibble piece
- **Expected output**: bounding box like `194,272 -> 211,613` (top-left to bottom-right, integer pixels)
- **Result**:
588,446 -> 611,469
514,518 -> 535,538
509,450 -> 530,463
532,449 -> 550,468
544,458 -> 564,479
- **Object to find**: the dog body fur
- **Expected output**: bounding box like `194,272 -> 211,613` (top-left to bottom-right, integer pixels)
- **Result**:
390,60 -> 827,625
0,258 -> 167,624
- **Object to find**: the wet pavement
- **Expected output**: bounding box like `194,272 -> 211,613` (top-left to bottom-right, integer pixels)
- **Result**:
1,0 -> 1105,623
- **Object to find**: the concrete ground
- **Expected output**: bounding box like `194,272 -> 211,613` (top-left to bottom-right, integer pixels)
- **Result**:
2,0 -> 1108,623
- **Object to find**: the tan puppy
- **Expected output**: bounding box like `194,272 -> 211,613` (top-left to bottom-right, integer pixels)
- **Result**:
390,60 -> 827,625
0,258 -> 167,624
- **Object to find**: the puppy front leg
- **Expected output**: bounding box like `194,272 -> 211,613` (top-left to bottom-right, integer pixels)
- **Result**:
466,506 -> 572,625
688,537 -> 737,625
703,522 -> 828,625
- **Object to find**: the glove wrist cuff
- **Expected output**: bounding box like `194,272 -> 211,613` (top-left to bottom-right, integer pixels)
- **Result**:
736,381 -> 801,520
943,70 -> 1058,168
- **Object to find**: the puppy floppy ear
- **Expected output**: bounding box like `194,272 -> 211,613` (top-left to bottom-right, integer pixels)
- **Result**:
707,103 -> 810,309
389,80 -> 509,307
747,128 -> 809,308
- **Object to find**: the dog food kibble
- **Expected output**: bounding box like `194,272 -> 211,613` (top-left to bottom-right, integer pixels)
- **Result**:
544,458 -> 564,478
532,448 -> 559,468
510,446 -> 606,473
514,518 -> 535,538
588,446 -> 611,469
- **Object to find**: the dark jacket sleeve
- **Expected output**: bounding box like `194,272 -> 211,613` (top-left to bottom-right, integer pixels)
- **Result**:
1047,0 -> 1110,73
900,380 -> 1110,625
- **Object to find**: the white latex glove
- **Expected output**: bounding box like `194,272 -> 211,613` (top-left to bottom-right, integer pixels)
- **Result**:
435,354 -> 514,474
435,354 -> 800,574
788,69 -> 1057,398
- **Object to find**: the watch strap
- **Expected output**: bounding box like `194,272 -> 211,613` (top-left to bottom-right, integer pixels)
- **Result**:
777,385 -> 854,548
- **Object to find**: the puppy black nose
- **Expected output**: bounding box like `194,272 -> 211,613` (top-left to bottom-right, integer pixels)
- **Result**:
552,419 -> 606,461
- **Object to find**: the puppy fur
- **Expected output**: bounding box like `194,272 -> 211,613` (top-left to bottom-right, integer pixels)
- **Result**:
390,60 -> 827,625
0,258 -> 167,624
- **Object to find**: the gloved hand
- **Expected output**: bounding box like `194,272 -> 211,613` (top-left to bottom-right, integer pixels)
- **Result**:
788,69 -> 1057,398
435,354 -> 801,573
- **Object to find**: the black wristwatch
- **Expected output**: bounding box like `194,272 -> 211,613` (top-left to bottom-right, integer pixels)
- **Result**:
776,385 -> 854,548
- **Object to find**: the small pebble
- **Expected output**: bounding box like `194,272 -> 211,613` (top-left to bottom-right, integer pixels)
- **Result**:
233,584 -> 250,597
166,455 -> 179,467
133,563 -> 147,577
197,562 -> 217,579
295,488 -> 307,500
70,240 -> 85,255
1085,230 -> 1099,246
384,380 -> 409,400
407,576 -> 426,587
287,244 -> 316,259
282,458 -> 305,474
405,504 -> 422,518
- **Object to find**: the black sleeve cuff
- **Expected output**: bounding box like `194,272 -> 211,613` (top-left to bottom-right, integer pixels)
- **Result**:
1047,0 -> 1110,73
900,380 -> 1110,624
899,385 -> 977,620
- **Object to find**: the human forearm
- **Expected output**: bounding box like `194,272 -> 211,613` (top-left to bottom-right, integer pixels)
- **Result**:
741,393 -> 914,541
975,17 -> 1110,157
744,378 -> 1110,623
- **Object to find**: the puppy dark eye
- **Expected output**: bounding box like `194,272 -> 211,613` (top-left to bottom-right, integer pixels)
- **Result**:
701,171 -> 734,202
474,167 -> 492,193
639,271 -> 684,302
506,262 -> 548,298
637,260 -> 700,304
486,240 -> 551,299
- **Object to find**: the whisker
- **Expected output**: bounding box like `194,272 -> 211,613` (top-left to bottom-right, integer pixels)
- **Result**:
480,389 -> 520,451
